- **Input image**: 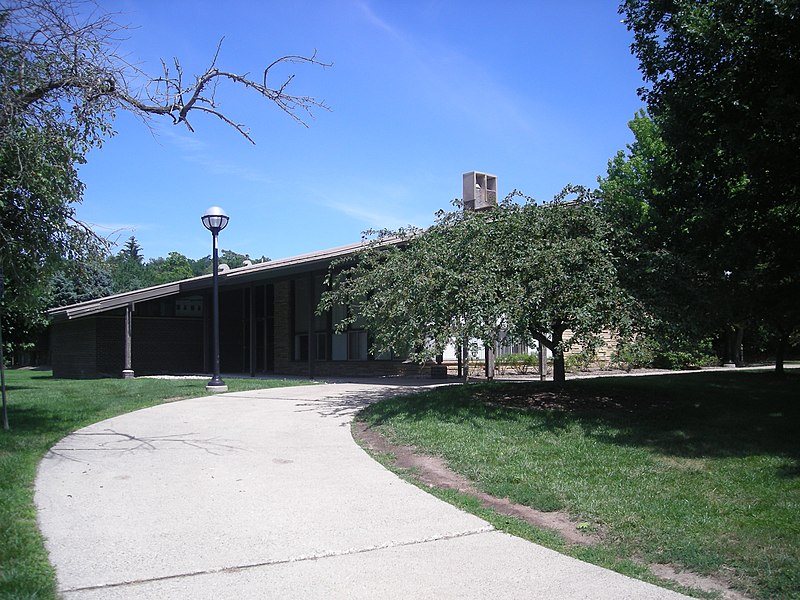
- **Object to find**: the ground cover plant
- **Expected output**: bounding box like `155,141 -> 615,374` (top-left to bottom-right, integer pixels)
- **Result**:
358,371 -> 800,599
0,369 -> 313,599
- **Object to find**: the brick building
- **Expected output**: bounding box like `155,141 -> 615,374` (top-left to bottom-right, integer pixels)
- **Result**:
47,241 -> 427,379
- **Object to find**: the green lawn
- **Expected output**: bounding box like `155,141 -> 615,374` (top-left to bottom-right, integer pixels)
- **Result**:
0,369 -> 313,599
359,371 -> 800,600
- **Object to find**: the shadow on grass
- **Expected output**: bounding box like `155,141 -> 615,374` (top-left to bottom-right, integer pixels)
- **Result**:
1,404 -> 87,436
569,371 -> 800,464
363,371 -> 800,466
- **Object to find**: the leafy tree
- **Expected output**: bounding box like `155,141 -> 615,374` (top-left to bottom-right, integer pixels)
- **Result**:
100,239 -> 267,293
49,261 -> 112,308
0,84 -> 101,348
321,212 -> 510,378
617,0 -> 800,372
502,187 -> 629,384
598,112 -> 722,353
0,0 -> 328,351
190,249 -> 263,276
105,236 -> 150,293
147,252 -> 195,286
107,253 -> 151,294
220,250 -> 258,270
190,256 -> 213,278
121,237 -> 144,265
322,188 -> 627,386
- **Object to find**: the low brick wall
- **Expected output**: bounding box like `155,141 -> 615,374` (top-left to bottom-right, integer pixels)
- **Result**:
277,359 -> 430,379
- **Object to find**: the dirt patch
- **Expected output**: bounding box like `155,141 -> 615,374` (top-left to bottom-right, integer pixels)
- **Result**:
649,564 -> 753,600
353,420 -> 754,600
353,420 -> 599,546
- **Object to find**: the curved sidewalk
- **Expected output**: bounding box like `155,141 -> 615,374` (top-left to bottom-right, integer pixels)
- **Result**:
35,382 -> 691,599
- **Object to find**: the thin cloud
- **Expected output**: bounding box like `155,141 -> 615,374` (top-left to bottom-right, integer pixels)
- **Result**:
306,175 -> 430,231
324,200 -> 412,231
354,1 -> 534,135
157,126 -> 274,184
354,0 -> 404,41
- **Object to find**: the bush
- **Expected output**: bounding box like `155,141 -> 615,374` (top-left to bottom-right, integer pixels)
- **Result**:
612,336 -> 719,371
611,338 -> 657,371
496,352 -> 539,374
653,349 -> 718,370
563,349 -> 595,372
651,337 -> 719,370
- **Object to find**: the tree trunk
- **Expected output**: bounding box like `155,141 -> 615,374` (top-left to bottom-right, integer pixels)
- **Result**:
776,333 -> 788,376
462,340 -> 469,384
734,324 -> 744,366
530,327 -> 566,386
552,351 -> 566,386
551,327 -> 566,387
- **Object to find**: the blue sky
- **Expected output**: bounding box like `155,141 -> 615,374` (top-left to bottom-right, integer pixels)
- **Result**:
77,1 -> 645,262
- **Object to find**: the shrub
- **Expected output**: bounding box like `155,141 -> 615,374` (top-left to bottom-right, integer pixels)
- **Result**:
652,338 -> 719,369
611,338 -> 657,371
496,352 -> 539,374
563,349 -> 595,372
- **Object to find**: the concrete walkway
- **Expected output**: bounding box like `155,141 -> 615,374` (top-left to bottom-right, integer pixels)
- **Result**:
35,382 -> 691,599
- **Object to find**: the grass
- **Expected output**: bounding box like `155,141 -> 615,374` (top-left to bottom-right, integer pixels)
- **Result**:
0,369 -> 313,599
358,370 -> 800,600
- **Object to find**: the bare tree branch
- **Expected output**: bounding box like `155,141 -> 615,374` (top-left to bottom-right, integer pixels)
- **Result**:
118,51 -> 332,141
1,0 -> 331,144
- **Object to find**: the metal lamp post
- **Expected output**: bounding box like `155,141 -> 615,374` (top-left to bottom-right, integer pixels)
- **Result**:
202,207 -> 229,392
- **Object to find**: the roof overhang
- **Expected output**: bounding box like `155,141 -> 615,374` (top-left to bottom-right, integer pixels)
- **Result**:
47,238 -> 399,322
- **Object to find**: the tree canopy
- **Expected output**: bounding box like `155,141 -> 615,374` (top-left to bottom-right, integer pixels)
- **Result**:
46,237 -> 269,304
49,261 -> 112,308
322,188 -> 628,385
612,0 -> 800,371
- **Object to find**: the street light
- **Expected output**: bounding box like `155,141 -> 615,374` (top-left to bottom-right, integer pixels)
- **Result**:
202,206 -> 229,392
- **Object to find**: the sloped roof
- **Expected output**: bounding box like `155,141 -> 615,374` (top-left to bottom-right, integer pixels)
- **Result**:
47,240 -> 375,322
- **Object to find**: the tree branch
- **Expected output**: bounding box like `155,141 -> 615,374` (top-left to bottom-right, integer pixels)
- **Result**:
1,2 -> 331,143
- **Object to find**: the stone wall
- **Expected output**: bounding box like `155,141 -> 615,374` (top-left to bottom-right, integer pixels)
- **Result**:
562,329 -> 619,364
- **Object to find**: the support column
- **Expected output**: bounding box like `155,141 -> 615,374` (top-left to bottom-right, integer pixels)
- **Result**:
307,273 -> 315,379
485,345 -> 495,380
122,303 -> 134,379
249,286 -> 256,377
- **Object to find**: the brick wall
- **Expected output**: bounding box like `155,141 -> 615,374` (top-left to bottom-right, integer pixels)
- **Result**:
273,280 -> 292,373
96,316 -> 125,377
131,317 -> 205,375
93,316 -> 204,376
277,359 -> 429,379
562,328 -> 619,363
51,318 -> 98,378
219,289 -> 245,373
